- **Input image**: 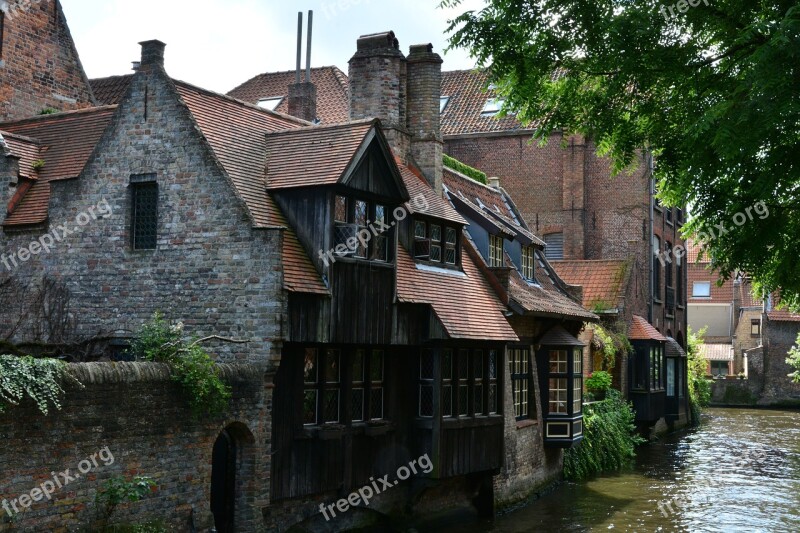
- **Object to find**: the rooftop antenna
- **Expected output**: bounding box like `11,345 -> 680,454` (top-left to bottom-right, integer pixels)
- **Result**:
305,10 -> 313,83
295,11 -> 303,84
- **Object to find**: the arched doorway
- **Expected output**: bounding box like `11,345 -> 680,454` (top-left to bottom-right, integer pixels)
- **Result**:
211,430 -> 236,532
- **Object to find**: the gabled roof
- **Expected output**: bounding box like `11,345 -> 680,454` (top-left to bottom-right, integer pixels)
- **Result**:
550,260 -> 630,312
227,66 -> 351,124
90,75 -> 134,105
1,106 -> 117,226
264,119 -> 385,190
265,194 -> 329,295
174,79 -> 307,227
396,242 -> 518,341
441,69 -> 530,137
629,315 -> 667,342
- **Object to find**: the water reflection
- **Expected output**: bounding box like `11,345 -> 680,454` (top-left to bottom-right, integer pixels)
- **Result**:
433,408 -> 800,532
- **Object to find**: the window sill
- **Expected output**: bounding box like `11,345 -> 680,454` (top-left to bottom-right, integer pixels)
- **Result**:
515,419 -> 537,430
330,256 -> 394,268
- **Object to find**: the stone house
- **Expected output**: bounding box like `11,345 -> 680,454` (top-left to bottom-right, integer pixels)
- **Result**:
1,6 -> 598,531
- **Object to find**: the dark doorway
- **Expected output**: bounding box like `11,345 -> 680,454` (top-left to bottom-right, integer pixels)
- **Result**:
211,429 -> 236,532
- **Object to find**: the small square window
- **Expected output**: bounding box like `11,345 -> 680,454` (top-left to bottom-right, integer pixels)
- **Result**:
751,319 -> 761,336
693,281 -> 711,298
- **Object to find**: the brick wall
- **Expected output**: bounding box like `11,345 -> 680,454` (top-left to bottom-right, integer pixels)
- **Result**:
0,362 -> 268,531
0,0 -> 95,121
760,317 -> 800,404
0,51 -> 285,365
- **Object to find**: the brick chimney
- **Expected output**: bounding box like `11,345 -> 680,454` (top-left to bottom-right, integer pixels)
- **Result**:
139,40 -> 166,69
406,43 -> 443,195
348,31 -> 410,162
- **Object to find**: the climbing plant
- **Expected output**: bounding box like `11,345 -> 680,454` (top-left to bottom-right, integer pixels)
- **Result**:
443,154 -> 488,184
590,324 -> 631,370
0,355 -> 82,415
128,313 -> 232,417
563,389 -> 644,481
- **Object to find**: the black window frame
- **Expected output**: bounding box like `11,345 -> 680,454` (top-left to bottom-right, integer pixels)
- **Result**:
413,217 -> 460,268
751,319 -> 761,337
131,179 -> 158,250
333,194 -> 393,263
652,235 -> 662,302
419,347 -> 499,419
510,347 -> 533,420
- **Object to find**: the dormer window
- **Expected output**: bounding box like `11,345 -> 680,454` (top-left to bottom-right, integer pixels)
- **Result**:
521,245 -> 535,280
334,194 -> 392,262
489,234 -> 504,267
440,96 -> 450,113
414,219 -> 460,267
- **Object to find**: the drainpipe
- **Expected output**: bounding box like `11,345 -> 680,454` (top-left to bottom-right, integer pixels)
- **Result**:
648,152 -> 655,324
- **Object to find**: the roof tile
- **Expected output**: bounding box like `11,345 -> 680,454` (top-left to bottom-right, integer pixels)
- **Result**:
629,315 -> 667,341
551,260 -> 630,311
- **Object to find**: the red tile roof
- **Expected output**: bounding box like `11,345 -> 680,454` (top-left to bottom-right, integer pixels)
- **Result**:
228,67 -> 350,124
265,194 -> 329,295
174,80 -> 306,227
398,163 -> 465,225
1,106 -> 117,226
441,69 -> 530,137
1,131 -> 42,179
90,75 -> 134,105
264,120 -> 377,190
767,309 -> 800,322
629,315 -> 667,341
550,260 -> 631,312
699,343 -> 734,361
396,242 -> 518,341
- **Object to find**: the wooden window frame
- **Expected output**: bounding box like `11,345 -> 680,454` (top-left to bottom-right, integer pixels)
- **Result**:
510,347 -> 532,420
334,195 -> 393,263
489,234 -> 503,267
521,245 -> 535,281
414,217 -> 460,267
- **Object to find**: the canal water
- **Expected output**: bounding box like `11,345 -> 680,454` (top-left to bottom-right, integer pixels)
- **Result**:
440,408 -> 800,532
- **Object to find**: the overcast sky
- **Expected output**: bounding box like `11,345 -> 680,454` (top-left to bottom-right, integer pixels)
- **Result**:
60,0 -> 486,94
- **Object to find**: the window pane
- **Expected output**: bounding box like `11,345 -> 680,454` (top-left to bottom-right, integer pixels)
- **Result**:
303,348 -> 318,384
430,224 -> 441,242
325,349 -> 340,383
303,390 -> 317,425
430,244 -> 442,262
459,385 -> 468,416
443,384 -> 453,417
458,350 -> 469,379
573,377 -> 582,414
323,390 -> 339,423
693,281 -> 710,297
335,195 -> 348,223
414,220 -> 426,239
489,350 -> 497,379
574,349 -> 583,374
370,388 -> 383,420
353,350 -> 365,383
446,227 -> 457,244
420,385 -> 433,417
372,235 -> 388,261
489,383 -> 498,414
549,378 -> 567,414
474,350 -> 484,379
370,350 -> 384,382
132,182 -> 158,250
443,349 -> 453,379
474,383 -> 484,414
352,388 -> 364,422
549,350 -> 567,373
355,200 -> 367,225
375,204 -> 386,225
445,246 -> 456,264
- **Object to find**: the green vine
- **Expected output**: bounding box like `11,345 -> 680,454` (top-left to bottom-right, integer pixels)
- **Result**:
590,324 -> 631,370
0,355 -> 82,415
129,313 -> 232,417
563,389 -> 644,480
687,326 -> 711,424
95,475 -> 157,525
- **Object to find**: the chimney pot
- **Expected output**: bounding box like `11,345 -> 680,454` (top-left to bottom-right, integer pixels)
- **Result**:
139,40 -> 166,68
131,61 -> 141,71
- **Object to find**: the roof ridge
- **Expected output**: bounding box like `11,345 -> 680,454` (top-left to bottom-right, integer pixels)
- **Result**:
90,74 -> 133,81
0,130 -> 42,144
172,78 -> 311,126
443,165 -> 504,196
264,118 -> 376,138
0,105 -> 117,126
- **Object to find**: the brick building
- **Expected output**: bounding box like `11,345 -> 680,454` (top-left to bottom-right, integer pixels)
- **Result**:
1,7 -> 598,529
0,0 -> 95,120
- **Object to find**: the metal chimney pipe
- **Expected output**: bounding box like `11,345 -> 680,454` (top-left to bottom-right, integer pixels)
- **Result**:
305,10 -> 313,83
295,12 -> 303,84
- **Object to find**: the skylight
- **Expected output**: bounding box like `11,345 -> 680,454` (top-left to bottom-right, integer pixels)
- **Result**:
481,98 -> 504,116
257,96 -> 284,111
440,96 -> 450,113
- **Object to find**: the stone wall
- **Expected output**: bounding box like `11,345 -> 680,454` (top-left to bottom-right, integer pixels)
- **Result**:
0,0 -> 95,121
0,362 -> 268,531
760,317 -> 800,405
0,50 -> 285,365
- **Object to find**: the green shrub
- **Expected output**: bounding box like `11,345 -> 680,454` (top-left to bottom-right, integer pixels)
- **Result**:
129,313 -> 231,417
443,154 -> 488,184
686,326 -> 711,423
563,389 -> 644,481
585,370 -> 612,393
94,475 -> 157,528
0,355 -> 82,415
